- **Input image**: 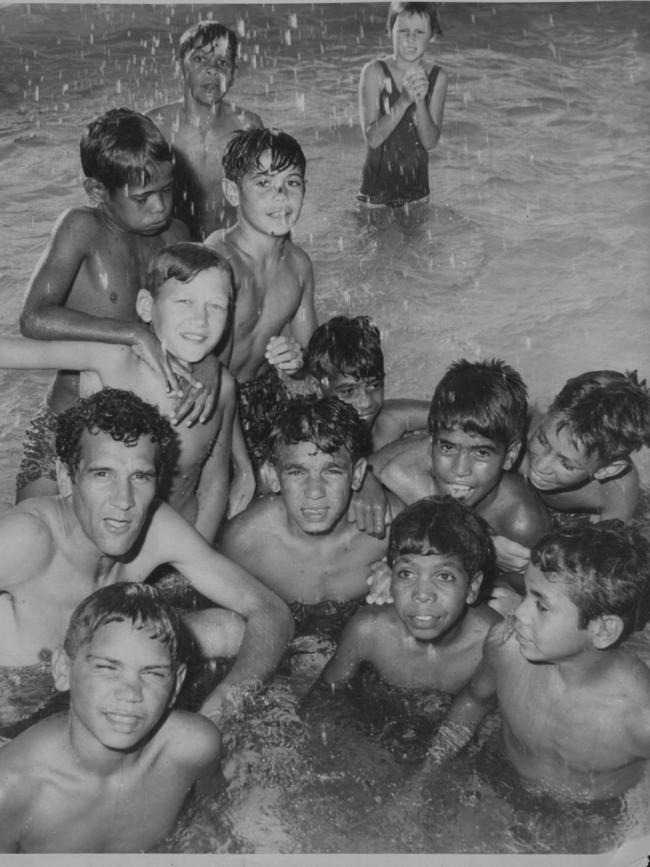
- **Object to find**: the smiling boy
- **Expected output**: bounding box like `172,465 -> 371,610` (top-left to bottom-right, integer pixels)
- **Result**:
320,496 -> 500,693
147,21 -> 263,240
16,108 -> 201,502
204,128 -> 318,470
525,369 -> 650,522
1,243 -> 252,541
0,583 -> 221,853
427,521 -> 650,803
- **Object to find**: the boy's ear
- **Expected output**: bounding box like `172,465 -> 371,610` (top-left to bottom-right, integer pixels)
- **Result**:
221,178 -> 240,207
351,458 -> 368,492
51,646 -> 72,693
83,177 -> 109,205
466,570 -> 483,605
593,460 -> 629,482
503,439 -> 523,471
260,460 -> 281,494
55,458 -> 73,497
588,614 -> 624,650
136,288 -> 154,324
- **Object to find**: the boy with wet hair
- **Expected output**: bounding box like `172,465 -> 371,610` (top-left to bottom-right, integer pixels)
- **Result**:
0,582 -> 222,853
526,369 -> 650,522
304,314 -> 429,450
147,20 -> 263,240
426,520 -> 650,804
205,128 -> 318,471
370,358 -> 550,581
319,496 -> 500,694
218,395 -> 403,640
16,107 -> 219,503
2,242 -> 254,540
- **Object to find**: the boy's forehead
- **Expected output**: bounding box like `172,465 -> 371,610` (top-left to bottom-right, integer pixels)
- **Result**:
85,619 -> 172,661
188,36 -> 232,58
250,151 -> 303,178
120,162 -> 173,194
395,11 -> 432,30
159,268 -> 232,297
278,440 -> 351,464
434,427 -> 502,449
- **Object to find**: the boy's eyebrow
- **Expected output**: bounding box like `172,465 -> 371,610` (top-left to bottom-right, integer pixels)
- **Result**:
86,652 -> 172,670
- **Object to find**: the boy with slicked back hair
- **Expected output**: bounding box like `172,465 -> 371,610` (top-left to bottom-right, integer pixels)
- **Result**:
16,107 -> 222,504
304,314 -> 429,451
147,20 -> 263,240
369,359 -> 551,601
526,369 -> 650,522
205,128 -> 318,472
0,582 -> 222,853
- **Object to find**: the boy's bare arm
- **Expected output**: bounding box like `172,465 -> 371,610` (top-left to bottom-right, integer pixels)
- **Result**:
0,509 -> 56,593
412,66 -> 447,149
598,467 -> 639,521
227,411 -> 256,519
321,612 -> 370,687
193,373 -> 238,543
289,254 -> 318,348
146,504 -> 293,721
359,61 -> 413,149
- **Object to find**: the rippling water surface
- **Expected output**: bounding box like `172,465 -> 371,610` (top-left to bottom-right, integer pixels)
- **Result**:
0,2 -> 648,855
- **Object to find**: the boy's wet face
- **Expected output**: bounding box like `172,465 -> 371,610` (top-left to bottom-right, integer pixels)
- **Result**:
145,268 -> 231,365
392,12 -> 432,64
514,563 -> 591,663
62,619 -> 181,752
391,551 -> 481,642
271,441 -> 365,536
322,372 -> 385,427
64,430 -> 159,558
183,37 -> 235,106
104,162 -> 174,235
430,427 -> 514,508
527,412 -> 596,492
231,151 -> 305,237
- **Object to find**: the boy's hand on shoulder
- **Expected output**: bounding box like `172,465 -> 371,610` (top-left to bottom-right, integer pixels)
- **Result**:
265,335 -> 304,375
492,534 -> 530,573
365,558 -> 393,605
132,326 -> 182,396
348,471 -> 392,538
172,355 -> 222,427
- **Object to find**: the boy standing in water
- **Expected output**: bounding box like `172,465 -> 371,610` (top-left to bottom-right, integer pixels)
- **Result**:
205,128 -> 318,470
147,20 -> 263,240
1,243 -> 253,541
427,521 -> 650,804
16,108 -> 211,503
0,583 -> 221,853
304,314 -> 429,451
320,496 -> 500,694
525,369 -> 650,522
357,1 -> 448,211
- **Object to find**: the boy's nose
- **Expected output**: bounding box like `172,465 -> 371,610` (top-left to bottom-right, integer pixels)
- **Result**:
305,475 -> 326,498
147,192 -> 166,214
454,451 -> 472,476
116,674 -> 143,702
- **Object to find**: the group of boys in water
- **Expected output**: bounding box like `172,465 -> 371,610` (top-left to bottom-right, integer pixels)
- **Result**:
0,4 -> 648,854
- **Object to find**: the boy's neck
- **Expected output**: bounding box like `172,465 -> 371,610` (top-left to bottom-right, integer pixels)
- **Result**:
552,644 -> 617,688
230,217 -> 289,261
66,713 -> 142,778
184,94 -> 231,127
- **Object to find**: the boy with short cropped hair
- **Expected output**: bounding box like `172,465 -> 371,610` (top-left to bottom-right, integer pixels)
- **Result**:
426,521 -> 650,804
147,20 -> 263,240
205,128 -> 318,470
1,242 -> 254,540
304,314 -> 429,450
371,358 -> 551,577
320,496 -> 500,693
16,107 -> 217,503
218,395 -> 403,638
0,582 -> 222,853
526,369 -> 650,522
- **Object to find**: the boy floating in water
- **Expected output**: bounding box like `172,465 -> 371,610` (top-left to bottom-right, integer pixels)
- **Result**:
320,496 -> 500,694
2,242 -> 253,541
427,521 -> 650,804
525,369 -> 650,522
304,315 -> 429,451
147,20 -> 263,240
0,583 -> 221,853
357,1 -> 448,211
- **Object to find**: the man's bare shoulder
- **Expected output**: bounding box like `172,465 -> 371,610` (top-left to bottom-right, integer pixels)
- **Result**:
0,502 -> 59,582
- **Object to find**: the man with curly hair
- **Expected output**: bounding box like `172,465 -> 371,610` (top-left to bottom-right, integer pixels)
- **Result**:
0,388 -> 292,738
